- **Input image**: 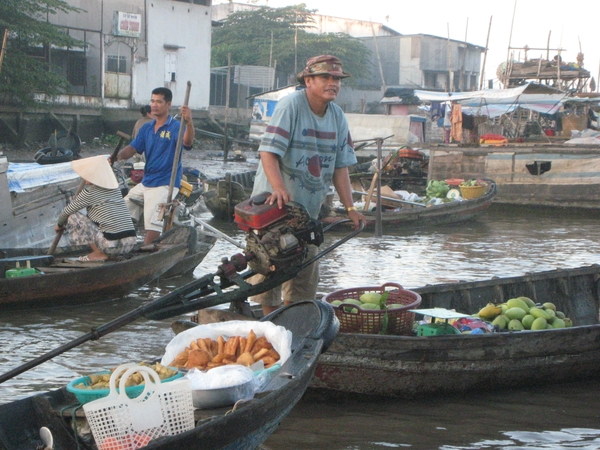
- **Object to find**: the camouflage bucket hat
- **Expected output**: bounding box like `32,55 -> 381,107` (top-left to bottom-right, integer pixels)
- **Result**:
296,55 -> 351,84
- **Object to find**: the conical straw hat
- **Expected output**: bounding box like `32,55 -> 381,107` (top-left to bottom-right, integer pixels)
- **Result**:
71,155 -> 118,189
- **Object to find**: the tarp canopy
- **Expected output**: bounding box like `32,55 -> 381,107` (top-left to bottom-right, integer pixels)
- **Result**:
382,83 -> 569,117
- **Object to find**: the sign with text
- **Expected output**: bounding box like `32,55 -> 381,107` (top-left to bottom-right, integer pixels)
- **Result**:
113,12 -> 141,38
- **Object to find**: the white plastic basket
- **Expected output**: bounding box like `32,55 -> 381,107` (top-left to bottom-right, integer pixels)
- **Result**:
83,363 -> 195,450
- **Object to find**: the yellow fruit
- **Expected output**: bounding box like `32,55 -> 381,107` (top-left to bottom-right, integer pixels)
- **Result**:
505,307 -> 527,321
508,319 -> 524,331
518,297 -> 536,308
478,303 -> 502,320
360,292 -> 382,304
521,315 -> 535,329
360,303 -> 379,310
531,317 -> 548,330
529,307 -> 550,321
491,315 -> 508,329
506,298 -> 530,313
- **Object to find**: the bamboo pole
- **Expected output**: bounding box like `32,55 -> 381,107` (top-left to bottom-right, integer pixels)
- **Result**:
479,16 -> 492,90
0,28 -> 8,73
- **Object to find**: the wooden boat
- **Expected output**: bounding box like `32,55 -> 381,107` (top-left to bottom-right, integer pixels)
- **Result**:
202,170 -> 256,221
0,226 -> 199,310
323,179 -> 497,229
311,264 -> 600,398
0,156 -> 81,248
0,300 -> 339,450
159,225 -> 217,279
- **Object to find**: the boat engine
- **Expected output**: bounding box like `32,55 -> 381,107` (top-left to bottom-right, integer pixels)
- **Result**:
233,192 -> 324,275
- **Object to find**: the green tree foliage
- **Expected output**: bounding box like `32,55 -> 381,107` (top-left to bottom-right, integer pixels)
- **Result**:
211,4 -> 371,87
0,0 -> 83,106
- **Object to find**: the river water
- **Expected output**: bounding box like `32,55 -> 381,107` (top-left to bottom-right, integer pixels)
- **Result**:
1,203 -> 600,449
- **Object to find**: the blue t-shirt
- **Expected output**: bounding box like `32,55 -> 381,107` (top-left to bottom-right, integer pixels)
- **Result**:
252,90 -> 357,219
130,115 -> 192,188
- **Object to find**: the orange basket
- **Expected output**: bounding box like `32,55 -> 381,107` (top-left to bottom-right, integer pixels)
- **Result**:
459,185 -> 486,199
323,282 -> 421,335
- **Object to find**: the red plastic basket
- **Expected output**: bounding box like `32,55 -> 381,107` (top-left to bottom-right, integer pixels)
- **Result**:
322,282 -> 421,335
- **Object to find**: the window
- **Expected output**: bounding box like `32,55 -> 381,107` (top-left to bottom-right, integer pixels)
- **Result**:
165,52 -> 177,82
67,54 -> 87,86
107,55 -> 127,73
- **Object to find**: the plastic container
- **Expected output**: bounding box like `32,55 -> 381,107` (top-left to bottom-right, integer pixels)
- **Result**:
460,185 -> 486,199
5,267 -> 41,278
417,323 -> 460,336
67,366 -> 183,405
323,282 -> 421,335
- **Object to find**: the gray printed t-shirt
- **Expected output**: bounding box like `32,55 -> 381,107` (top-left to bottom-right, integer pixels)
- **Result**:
252,89 -> 357,219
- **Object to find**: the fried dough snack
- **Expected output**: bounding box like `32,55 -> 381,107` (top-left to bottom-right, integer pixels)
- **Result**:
169,329 -> 280,370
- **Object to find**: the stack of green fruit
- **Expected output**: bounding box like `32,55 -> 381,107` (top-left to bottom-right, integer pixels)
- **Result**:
475,297 -> 573,331
330,292 -> 403,312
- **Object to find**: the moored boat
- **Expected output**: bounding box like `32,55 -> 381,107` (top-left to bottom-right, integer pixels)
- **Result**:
0,300 -> 339,450
311,264 -> 600,398
0,226 -> 199,310
324,178 -> 497,229
202,170 -> 256,221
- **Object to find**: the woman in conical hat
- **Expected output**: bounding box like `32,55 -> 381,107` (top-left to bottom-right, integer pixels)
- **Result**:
54,155 -> 137,261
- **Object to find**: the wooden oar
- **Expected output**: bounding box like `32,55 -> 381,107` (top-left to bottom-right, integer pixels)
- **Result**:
163,81 -> 192,233
46,178 -> 86,255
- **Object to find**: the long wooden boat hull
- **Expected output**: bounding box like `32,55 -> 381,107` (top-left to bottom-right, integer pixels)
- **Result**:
0,227 -> 197,310
0,300 -> 339,450
325,180 -> 497,229
427,145 -> 600,209
311,264 -> 600,398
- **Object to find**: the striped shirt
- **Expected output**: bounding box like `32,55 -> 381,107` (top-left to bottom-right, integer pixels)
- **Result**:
58,184 -> 136,240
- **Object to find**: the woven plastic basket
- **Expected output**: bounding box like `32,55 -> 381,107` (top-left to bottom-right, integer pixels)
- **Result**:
323,282 -> 421,335
460,185 -> 485,199
83,364 -> 195,450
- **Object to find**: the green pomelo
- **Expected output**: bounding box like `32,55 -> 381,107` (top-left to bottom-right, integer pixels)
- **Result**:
505,307 -> 527,321
518,297 -> 536,308
529,307 -> 550,321
531,317 -> 548,330
521,314 -> 535,330
360,292 -> 382,304
506,298 -> 530,313
508,319 -> 524,331
491,315 -> 507,329
331,300 -> 343,306
556,311 -> 566,319
552,318 -> 566,329
542,302 -> 557,312
344,299 -> 363,306
360,303 -> 379,310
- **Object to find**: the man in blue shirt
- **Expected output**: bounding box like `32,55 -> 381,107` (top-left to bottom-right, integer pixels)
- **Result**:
116,87 -> 195,244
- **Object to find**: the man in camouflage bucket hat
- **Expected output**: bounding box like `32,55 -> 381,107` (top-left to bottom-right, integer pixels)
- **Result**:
296,54 -> 351,85
249,54 -> 365,315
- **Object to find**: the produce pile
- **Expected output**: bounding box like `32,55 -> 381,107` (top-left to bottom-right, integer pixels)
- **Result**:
72,362 -> 177,390
168,329 -> 281,370
330,291 -> 406,312
476,297 -> 573,331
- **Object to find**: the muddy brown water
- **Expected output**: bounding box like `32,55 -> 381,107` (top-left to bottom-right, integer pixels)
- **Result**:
2,147 -> 600,448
